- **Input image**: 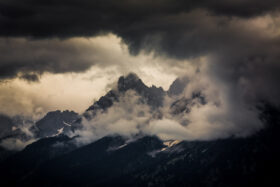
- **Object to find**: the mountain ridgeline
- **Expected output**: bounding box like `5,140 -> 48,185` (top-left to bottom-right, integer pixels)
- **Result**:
86,73 -> 166,112
0,73 -> 279,187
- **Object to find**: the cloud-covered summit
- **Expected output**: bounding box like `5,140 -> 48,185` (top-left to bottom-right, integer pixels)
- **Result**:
69,73 -> 263,145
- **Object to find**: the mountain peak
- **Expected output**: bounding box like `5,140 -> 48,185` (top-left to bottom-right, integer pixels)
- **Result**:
32,110 -> 79,138
117,73 -> 145,92
123,73 -> 140,81
168,77 -> 188,96
86,73 -> 165,113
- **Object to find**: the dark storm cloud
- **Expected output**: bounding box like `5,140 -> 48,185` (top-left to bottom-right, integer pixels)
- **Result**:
0,37 -> 113,80
0,0 -> 280,38
1,0 -> 279,58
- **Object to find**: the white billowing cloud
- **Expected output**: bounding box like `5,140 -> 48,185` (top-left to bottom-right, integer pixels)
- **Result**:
72,61 -> 263,145
175,61 -> 262,140
72,90 -> 152,145
145,118 -> 191,140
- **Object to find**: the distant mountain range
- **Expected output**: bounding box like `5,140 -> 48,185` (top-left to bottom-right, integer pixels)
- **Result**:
0,73 -> 279,186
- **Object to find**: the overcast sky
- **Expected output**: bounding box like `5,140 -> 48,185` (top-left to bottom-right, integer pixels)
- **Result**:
0,0 -> 280,122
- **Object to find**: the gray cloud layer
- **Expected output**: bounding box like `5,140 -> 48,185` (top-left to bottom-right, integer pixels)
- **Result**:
0,37 -> 105,79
